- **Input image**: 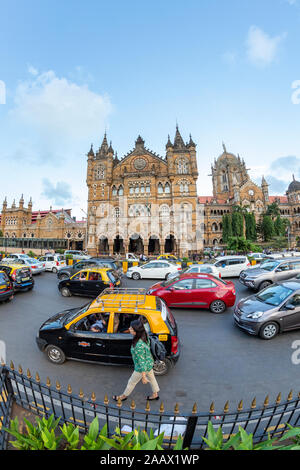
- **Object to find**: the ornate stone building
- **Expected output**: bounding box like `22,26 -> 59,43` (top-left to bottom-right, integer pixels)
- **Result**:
0,196 -> 86,252
86,128 -> 201,256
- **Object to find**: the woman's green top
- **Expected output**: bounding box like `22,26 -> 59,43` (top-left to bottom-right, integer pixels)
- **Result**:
131,338 -> 154,373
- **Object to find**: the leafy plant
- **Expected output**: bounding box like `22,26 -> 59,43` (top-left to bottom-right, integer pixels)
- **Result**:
5,414 -> 61,450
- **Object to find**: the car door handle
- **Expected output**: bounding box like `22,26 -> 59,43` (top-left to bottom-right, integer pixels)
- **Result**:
96,342 -> 105,347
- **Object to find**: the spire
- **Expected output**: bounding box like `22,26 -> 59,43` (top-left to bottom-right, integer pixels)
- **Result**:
262,175 -> 268,187
222,142 -> 227,153
12,199 -> 16,209
188,134 -> 196,148
28,197 -> 32,208
135,135 -> 145,147
108,140 -> 114,155
98,132 -> 109,157
173,125 -> 186,150
166,134 -> 173,150
88,143 -> 94,157
2,197 -> 7,209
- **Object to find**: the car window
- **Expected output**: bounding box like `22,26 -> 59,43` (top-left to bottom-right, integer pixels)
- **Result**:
256,285 -> 293,306
47,256 -> 54,261
107,271 -> 116,283
289,294 -> 300,307
0,272 -> 8,283
277,263 -> 291,272
188,267 -> 199,273
195,279 -> 217,289
215,260 -> 228,267
156,263 -> 169,268
88,272 -> 101,281
228,259 -> 243,265
260,261 -> 280,272
142,263 -> 155,269
73,271 -> 88,281
172,279 -> 194,290
199,267 -> 213,274
290,262 -> 300,270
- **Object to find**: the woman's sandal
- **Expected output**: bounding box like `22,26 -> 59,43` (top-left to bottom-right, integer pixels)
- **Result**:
112,395 -> 127,402
146,395 -> 160,401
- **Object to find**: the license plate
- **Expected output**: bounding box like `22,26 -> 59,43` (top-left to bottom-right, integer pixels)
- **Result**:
22,277 -> 30,281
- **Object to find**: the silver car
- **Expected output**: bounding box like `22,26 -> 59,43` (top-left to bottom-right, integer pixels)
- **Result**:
239,257 -> 300,291
234,280 -> 300,339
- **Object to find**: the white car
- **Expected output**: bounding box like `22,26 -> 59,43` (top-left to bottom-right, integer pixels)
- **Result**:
2,253 -> 30,262
64,250 -> 90,260
168,263 -> 222,280
39,254 -> 66,273
213,256 -> 250,278
126,260 -> 181,280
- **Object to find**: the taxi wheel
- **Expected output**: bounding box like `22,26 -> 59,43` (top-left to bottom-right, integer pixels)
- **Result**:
210,300 -> 226,314
132,272 -> 141,280
45,345 -> 66,364
153,358 -> 173,376
52,267 -> 58,273
61,287 -> 71,297
165,273 -> 172,280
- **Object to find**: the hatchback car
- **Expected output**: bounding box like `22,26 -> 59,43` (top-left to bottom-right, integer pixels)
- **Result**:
0,270 -> 14,302
57,259 -> 121,281
234,280 -> 300,339
0,263 -> 34,292
39,254 -> 66,273
239,258 -> 300,291
126,260 -> 181,280
168,263 -> 221,280
213,256 -> 251,278
36,288 -> 180,375
64,250 -> 91,260
147,273 -> 236,313
58,267 -> 121,297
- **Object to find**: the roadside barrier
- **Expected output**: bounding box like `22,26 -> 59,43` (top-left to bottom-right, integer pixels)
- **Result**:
1,362 -> 299,450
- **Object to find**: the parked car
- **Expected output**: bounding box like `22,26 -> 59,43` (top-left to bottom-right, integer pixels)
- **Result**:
234,280 -> 300,339
36,288 -> 180,375
2,253 -> 30,262
156,254 -> 180,262
239,257 -> 300,291
39,254 -> 66,273
213,256 -> 251,278
57,259 -> 121,281
126,260 -> 181,280
0,263 -> 34,292
248,253 -> 271,264
64,250 -> 91,260
168,263 -> 222,280
3,257 -> 45,275
147,273 -> 236,313
58,267 -> 121,297
0,270 -> 14,302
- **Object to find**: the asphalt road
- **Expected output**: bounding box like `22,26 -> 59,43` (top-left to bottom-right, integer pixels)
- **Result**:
1,272 -> 300,413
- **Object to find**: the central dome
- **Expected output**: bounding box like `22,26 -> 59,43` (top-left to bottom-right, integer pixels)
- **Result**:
288,176 -> 300,193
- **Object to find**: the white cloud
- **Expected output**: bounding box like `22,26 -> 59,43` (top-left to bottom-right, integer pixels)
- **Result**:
27,65 -> 39,76
9,70 -> 112,163
246,26 -> 286,67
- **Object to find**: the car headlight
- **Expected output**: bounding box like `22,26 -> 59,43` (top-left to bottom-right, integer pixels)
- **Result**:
147,289 -> 155,294
247,311 -> 264,319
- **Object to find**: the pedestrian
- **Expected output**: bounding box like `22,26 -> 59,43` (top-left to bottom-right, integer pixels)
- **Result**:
112,320 -> 160,402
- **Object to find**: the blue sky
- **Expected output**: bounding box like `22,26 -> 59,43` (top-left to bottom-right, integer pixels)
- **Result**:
1,0 -> 300,218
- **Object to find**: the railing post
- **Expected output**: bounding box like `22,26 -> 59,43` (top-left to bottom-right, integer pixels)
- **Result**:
182,415 -> 198,449
3,366 -> 14,397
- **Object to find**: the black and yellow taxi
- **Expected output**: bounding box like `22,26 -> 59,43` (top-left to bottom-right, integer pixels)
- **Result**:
0,270 -> 14,302
0,263 -> 34,292
36,288 -> 180,375
58,267 -> 121,298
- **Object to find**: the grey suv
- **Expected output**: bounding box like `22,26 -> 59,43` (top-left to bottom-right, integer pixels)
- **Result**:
239,258 -> 300,291
234,280 -> 300,339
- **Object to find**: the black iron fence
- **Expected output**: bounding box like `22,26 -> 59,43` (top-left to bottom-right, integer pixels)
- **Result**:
1,362 -> 300,450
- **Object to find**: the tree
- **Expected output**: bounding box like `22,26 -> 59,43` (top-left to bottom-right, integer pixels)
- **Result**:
232,211 -> 244,237
245,212 -> 257,241
261,215 -> 275,242
222,214 -> 232,243
0,230 -> 3,237
266,202 -> 280,220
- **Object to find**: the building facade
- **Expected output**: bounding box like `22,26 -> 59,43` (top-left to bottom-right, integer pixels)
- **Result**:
86,131 -> 300,255
0,196 -> 86,252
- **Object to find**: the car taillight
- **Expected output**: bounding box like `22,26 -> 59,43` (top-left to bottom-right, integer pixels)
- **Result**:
109,282 -> 114,288
31,265 -> 37,269
219,273 -> 221,278
177,267 -> 181,270
12,272 -> 16,280
171,336 -> 178,354
247,263 -> 251,267
56,261 -> 59,266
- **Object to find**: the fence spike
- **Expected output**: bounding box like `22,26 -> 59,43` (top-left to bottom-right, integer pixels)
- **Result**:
91,391 -> 96,402
56,381 -> 61,391
159,402 -> 165,413
10,361 -> 14,371
288,390 -> 293,401
0,357 -> 5,366
18,365 -> 23,374
67,384 -> 72,395
224,401 -> 229,413
145,400 -> 150,412
35,372 -> 40,383
27,368 -> 32,379
79,389 -> 84,399
264,395 -> 269,407
192,403 -> 197,414
174,403 -> 180,414
130,400 -> 136,411
117,397 -> 122,408
251,397 -> 256,409
209,402 -> 215,414
104,394 -> 109,405
46,377 -> 51,387
276,393 -> 281,405
237,400 -> 243,412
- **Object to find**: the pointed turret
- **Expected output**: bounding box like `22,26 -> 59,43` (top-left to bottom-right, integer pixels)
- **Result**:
88,144 -> 94,158
166,134 -> 173,150
2,197 -> 7,210
107,141 -> 114,155
19,194 -> 24,209
28,197 -> 32,210
12,199 -> 16,209
173,125 -> 186,150
188,134 -> 196,148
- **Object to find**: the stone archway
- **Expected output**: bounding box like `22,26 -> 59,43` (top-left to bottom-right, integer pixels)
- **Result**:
129,234 -> 144,254
148,235 -> 160,255
99,236 -> 109,254
164,234 -> 176,254
113,235 -> 124,254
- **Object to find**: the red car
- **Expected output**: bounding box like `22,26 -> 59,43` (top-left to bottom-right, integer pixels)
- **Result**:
147,273 -> 236,314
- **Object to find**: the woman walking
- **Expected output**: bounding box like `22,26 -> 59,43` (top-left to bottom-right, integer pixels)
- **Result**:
113,320 -> 160,402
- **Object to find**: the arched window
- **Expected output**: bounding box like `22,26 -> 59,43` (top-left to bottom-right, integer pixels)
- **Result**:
158,183 -> 163,194
177,158 -> 189,174
114,207 -> 120,219
95,165 -> 105,180
112,186 -> 117,196
118,185 -> 124,196
165,182 -> 171,194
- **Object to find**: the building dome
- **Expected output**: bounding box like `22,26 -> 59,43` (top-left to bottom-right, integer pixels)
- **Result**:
216,144 -> 239,166
288,175 -> 300,193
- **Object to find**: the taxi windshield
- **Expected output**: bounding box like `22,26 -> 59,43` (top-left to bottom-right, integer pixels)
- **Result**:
62,302 -> 93,325
0,272 -> 7,283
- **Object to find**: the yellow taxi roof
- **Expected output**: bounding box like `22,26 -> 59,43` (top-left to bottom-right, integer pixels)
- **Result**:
0,263 -> 27,270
